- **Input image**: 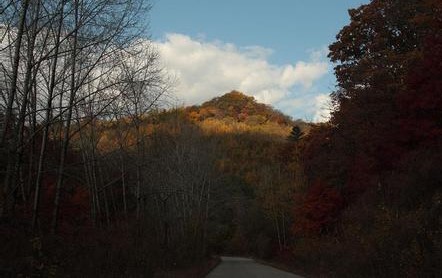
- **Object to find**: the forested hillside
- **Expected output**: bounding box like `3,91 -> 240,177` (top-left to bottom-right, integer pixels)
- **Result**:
1,0 -> 441,277
288,0 -> 441,277
0,79 -> 308,276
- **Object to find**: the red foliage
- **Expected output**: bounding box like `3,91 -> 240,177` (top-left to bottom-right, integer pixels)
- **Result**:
397,35 -> 442,149
344,153 -> 376,199
292,180 -> 344,236
301,125 -> 334,181
27,175 -> 91,235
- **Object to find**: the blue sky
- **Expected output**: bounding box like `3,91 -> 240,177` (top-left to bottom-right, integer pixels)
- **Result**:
149,0 -> 370,121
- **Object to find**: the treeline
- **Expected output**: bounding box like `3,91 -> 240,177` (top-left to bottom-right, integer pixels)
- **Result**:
1,0 -> 441,277
0,84 -> 299,276
288,0 -> 441,277
0,0 -> 297,273
0,0 -> 176,276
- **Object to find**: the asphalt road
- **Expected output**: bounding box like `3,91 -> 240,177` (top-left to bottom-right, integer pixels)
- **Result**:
206,256 -> 304,278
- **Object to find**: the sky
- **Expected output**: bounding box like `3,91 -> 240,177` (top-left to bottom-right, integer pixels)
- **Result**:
149,0 -> 370,122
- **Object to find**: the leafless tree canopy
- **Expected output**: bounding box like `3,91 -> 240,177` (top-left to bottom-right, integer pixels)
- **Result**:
0,0 -> 169,231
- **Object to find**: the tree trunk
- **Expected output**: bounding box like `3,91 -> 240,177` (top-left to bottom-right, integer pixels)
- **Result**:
32,1 -> 66,230
51,0 -> 79,234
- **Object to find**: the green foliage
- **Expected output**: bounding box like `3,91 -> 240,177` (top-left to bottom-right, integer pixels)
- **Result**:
287,126 -> 304,142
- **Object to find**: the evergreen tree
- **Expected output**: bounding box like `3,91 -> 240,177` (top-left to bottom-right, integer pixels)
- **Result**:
288,126 -> 303,142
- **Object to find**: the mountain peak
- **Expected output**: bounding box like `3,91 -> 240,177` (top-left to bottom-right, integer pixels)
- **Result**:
187,90 -> 292,125
202,90 -> 255,111
212,90 -> 254,102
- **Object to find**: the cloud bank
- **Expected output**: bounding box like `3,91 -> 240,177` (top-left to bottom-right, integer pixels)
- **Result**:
154,33 -> 332,122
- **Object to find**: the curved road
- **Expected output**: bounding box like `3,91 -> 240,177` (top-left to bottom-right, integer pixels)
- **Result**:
206,257 -> 304,278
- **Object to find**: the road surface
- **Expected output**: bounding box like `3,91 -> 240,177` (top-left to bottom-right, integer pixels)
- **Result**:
206,256 -> 304,278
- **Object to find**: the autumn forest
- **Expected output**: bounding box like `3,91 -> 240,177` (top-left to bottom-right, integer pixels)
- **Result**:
0,0 -> 441,277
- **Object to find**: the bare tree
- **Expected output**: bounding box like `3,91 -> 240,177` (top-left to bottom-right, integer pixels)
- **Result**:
0,0 -> 165,232
115,42 -> 170,221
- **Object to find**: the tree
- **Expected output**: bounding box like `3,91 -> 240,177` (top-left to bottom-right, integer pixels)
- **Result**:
289,1 -> 442,276
0,0 -> 162,230
287,126 -> 303,142
326,0 -> 441,188
292,179 -> 343,236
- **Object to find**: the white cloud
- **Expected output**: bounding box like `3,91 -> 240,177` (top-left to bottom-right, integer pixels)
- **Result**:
280,61 -> 328,88
313,94 -> 332,122
154,33 -> 330,121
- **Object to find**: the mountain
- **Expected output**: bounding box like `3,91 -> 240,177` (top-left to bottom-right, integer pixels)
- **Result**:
185,90 -> 293,126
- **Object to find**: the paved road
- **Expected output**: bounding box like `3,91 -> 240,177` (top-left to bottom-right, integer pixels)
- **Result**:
206,256 -> 304,278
